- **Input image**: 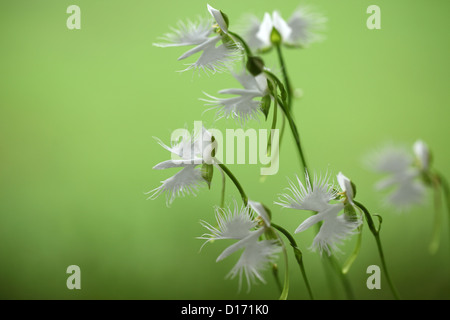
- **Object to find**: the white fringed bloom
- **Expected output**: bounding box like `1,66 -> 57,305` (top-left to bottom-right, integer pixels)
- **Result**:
147,127 -> 215,206
199,200 -> 281,291
202,71 -> 268,124
369,141 -> 429,211
245,7 -> 326,51
153,4 -> 240,74
275,172 -> 361,255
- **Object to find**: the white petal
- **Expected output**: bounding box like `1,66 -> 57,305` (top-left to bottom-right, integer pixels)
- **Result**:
368,144 -> 413,174
337,172 -> 354,204
153,159 -> 197,170
295,210 -> 327,233
207,4 -> 228,33
312,206 -> 361,256
146,165 -> 206,206
199,204 -> 256,243
153,18 -> 212,47
226,239 -> 281,292
216,228 -> 265,262
286,6 -> 326,46
233,71 -> 267,93
413,140 -> 430,171
386,179 -> 426,210
244,16 -> 267,51
248,200 -> 271,226
256,13 -> 273,47
177,36 -> 221,61
275,172 -> 337,212
272,11 -> 292,41
202,91 -> 263,124
179,38 -> 240,74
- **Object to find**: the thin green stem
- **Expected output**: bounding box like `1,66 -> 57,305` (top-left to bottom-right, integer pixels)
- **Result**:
354,200 -> 400,300
342,224 -> 363,274
436,172 -> 450,249
218,163 -> 247,205
228,31 -> 253,57
272,223 -> 314,300
219,166 -> 226,208
272,263 -> 283,295
275,44 -> 293,109
266,88 -> 278,155
326,255 -> 355,300
429,175 -> 442,254
276,97 -> 308,173
313,222 -> 353,299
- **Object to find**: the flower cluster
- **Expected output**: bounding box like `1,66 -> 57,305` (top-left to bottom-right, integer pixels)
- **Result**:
150,3 -> 448,300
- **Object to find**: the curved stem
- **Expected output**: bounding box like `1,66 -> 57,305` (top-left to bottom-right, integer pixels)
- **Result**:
436,172 -> 450,250
275,44 -> 292,109
276,97 -> 308,173
219,166 -> 226,208
326,255 -> 355,300
228,31 -> 253,57
342,224 -> 363,274
354,200 -> 400,300
429,175 -> 442,254
217,163 -> 247,205
272,223 -> 314,300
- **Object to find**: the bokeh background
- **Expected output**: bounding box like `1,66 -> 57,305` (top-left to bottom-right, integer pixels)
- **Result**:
0,0 -> 449,300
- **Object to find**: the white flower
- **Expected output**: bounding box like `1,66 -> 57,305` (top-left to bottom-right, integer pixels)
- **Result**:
202,71 -> 268,124
275,172 -> 361,255
199,200 -> 281,291
147,127 -> 215,206
368,142 -> 428,211
153,5 -> 240,74
245,7 -> 326,51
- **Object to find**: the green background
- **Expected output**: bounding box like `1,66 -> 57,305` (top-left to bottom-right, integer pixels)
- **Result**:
0,0 -> 449,299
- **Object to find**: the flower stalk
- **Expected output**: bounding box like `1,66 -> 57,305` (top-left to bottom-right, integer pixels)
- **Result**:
353,200 -> 400,300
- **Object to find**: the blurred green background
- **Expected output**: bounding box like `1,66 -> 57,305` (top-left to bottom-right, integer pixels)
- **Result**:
0,0 -> 449,300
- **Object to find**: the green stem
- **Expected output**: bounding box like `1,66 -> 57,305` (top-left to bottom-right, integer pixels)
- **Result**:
326,255 -> 355,300
219,166 -> 226,208
275,44 -> 293,109
217,163 -> 247,205
272,263 -> 283,295
276,97 -> 308,173
272,223 -> 314,300
228,31 -> 253,57
354,200 -> 400,300
429,175 -> 442,254
313,222 -> 353,299
266,88 -> 278,155
342,224 -> 363,274
436,172 -> 450,249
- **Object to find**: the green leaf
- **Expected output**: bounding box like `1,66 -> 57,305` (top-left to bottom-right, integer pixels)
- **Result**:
201,164 -> 214,189
260,94 -> 272,120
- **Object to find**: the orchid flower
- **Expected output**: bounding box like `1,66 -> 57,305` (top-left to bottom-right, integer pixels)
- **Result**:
245,6 -> 326,51
199,200 -> 280,291
147,126 -> 215,206
202,71 -> 269,124
275,172 -> 361,255
153,4 -> 241,74
368,141 -> 429,210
